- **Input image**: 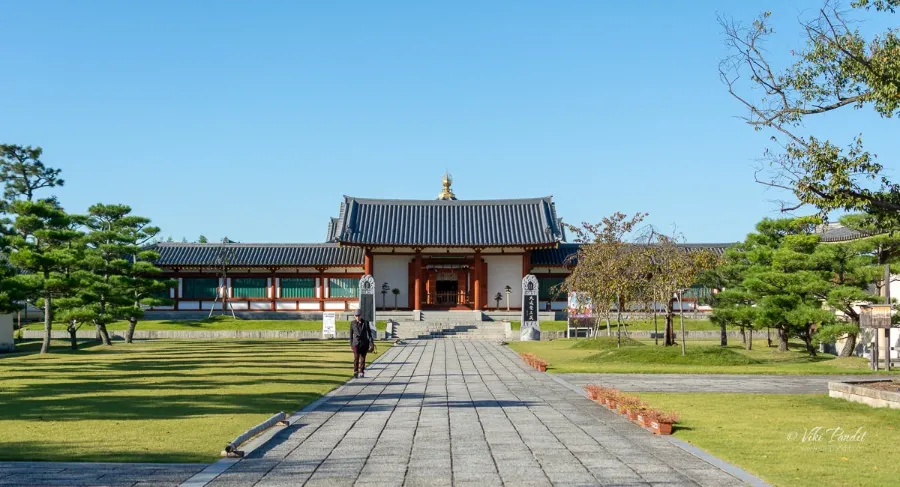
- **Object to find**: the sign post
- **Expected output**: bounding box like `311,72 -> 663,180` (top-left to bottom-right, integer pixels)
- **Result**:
359,275 -> 377,339
860,303 -> 892,371
322,311 -> 336,339
521,274 -> 540,341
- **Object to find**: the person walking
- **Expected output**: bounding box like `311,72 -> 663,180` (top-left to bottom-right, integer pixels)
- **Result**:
350,310 -> 374,378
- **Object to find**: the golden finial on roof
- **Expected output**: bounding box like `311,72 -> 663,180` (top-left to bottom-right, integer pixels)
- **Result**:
437,171 -> 457,200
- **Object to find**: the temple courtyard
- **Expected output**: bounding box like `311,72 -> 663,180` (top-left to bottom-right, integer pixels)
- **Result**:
3,338 -> 899,486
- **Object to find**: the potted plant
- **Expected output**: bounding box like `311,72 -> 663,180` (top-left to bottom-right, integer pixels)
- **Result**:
391,288 -> 400,310
605,389 -> 622,410
650,411 -> 679,435
636,407 -> 655,427
583,384 -> 603,401
534,358 -> 549,372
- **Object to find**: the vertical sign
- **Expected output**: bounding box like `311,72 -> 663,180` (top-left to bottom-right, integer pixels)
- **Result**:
359,275 -> 376,323
521,274 -> 541,341
322,311 -> 336,339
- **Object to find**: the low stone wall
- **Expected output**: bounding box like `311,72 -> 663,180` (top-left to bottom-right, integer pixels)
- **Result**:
23,330 -> 354,341
513,330 -> 769,341
828,380 -> 900,409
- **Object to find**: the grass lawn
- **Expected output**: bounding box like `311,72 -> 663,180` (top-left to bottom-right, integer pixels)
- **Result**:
508,337 -> 899,375
0,339 -> 387,463
22,316 -> 387,332
636,393 -> 900,487
510,318 -> 717,332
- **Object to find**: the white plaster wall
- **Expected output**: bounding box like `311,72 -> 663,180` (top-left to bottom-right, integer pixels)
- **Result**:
484,255 -> 523,306
298,302 -> 320,310
250,302 -> 271,310
277,301 -> 298,310
374,255 -> 410,308
325,302 -> 346,310
179,301 -> 200,310
229,302 -> 249,310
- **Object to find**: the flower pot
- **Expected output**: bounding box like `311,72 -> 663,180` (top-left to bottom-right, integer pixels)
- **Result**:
651,421 -> 673,435
607,400 -> 617,410
537,364 -> 547,372
626,410 -> 638,421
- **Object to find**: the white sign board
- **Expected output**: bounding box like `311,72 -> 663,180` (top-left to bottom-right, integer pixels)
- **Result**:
521,274 -> 541,341
322,312 -> 336,339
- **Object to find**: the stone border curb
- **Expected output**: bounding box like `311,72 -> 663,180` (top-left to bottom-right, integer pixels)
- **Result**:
179,348 -> 392,487
828,379 -> 900,408
546,373 -> 771,487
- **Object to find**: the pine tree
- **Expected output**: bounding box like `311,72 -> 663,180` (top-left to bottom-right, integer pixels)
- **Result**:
78,204 -> 172,345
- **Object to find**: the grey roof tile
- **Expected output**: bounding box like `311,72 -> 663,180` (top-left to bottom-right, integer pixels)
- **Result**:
153,243 -> 363,268
333,196 -> 564,247
530,243 -> 732,267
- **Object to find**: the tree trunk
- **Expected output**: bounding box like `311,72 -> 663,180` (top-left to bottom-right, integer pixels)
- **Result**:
776,326 -> 788,352
767,327 -> 772,347
678,292 -> 686,356
40,292 -> 52,354
96,322 -> 113,346
616,306 -> 622,348
720,322 -> 727,347
606,315 -> 611,337
840,332 -> 858,357
67,321 -> 78,350
740,326 -> 746,345
126,317 -> 138,344
746,327 -> 752,351
653,306 -> 659,346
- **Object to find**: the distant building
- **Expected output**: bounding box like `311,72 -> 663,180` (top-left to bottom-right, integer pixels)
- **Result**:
147,175 -> 729,316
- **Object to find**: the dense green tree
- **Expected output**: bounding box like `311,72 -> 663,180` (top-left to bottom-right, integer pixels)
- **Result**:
721,1 -> 900,222
0,145 -> 64,204
77,204 -> 172,345
7,199 -> 82,353
198,235 -> 208,243
720,217 -> 836,355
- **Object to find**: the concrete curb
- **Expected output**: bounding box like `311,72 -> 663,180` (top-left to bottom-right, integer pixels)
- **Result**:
179,347 -> 392,487
546,373 -> 771,487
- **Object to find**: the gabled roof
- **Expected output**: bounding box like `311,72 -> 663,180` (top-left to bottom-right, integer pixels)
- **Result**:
153,243 -> 363,268
332,196 -> 565,247
816,223 -> 883,243
530,243 -> 733,267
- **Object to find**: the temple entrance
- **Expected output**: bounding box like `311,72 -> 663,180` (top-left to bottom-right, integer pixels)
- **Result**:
435,272 -> 459,306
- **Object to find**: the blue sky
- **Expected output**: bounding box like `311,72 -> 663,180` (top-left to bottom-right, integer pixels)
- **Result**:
1,1 -> 895,244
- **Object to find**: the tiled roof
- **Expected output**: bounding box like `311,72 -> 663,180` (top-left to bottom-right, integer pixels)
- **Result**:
332,196 -> 565,247
153,243 -> 363,268
530,243 -> 733,267
816,223 -> 882,242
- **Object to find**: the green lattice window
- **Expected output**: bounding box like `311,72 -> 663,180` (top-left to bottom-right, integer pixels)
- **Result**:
232,278 -> 267,298
281,278 -> 316,298
539,278 -> 565,301
329,278 -> 359,298
182,278 -> 218,299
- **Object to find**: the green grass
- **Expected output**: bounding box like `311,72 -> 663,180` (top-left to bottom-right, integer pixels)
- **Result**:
509,337 -> 899,375
637,393 -> 900,487
22,316 -> 387,332
510,318 -> 718,332
0,339 -> 387,462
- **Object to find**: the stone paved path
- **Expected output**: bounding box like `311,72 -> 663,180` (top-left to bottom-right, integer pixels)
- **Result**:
0,461 -> 205,486
558,373 -> 863,394
206,340 -> 754,486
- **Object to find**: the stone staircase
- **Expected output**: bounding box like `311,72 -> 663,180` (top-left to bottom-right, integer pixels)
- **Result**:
387,321 -> 509,340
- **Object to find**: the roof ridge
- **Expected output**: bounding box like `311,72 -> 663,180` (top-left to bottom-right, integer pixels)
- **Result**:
343,196 -> 554,205
155,242 -> 343,248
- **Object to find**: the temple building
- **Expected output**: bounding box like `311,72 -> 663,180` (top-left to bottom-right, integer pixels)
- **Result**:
149,175 -> 730,318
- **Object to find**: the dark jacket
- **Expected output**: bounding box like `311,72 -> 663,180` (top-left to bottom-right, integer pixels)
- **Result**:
350,319 -> 373,348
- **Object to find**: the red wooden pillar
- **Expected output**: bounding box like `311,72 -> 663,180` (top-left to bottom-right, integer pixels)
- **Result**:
413,251 -> 422,310
318,269 -> 326,311
522,250 -> 531,278
270,270 -> 277,311
473,250 -> 482,310
364,249 -> 373,276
